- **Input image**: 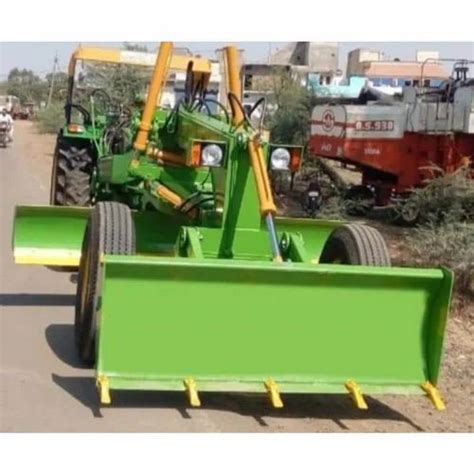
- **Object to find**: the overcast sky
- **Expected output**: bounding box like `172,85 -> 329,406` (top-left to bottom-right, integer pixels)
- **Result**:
1,42 -> 472,78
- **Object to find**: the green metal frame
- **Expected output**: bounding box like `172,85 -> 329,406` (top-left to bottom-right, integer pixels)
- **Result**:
98,257 -> 452,395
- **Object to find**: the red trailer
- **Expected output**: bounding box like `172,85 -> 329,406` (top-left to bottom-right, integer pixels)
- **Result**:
309,69 -> 474,223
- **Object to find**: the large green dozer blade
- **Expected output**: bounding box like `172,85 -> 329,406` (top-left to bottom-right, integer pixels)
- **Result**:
97,256 -> 452,404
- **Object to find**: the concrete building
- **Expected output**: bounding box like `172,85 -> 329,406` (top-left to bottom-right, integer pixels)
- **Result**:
346,48 -> 449,93
270,42 -> 338,74
240,42 -> 339,111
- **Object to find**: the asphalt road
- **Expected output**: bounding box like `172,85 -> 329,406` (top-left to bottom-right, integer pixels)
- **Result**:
0,122 -> 470,432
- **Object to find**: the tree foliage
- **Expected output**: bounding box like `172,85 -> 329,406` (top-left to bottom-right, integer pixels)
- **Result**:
77,43 -> 152,107
6,68 -> 45,103
4,43 -> 149,109
4,68 -> 69,105
268,75 -> 315,146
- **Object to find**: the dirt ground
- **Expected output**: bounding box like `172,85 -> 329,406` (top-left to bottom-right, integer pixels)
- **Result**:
2,121 -> 472,432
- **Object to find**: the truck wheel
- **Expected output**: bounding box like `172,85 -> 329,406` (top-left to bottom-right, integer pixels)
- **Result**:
319,223 -> 391,266
75,202 -> 136,366
50,140 -> 93,206
344,185 -> 375,216
395,200 -> 420,227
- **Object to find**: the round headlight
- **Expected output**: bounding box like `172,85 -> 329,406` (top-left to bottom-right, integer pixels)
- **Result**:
201,144 -> 223,167
270,148 -> 291,170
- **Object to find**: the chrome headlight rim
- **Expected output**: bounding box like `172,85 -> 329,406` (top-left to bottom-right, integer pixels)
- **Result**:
270,147 -> 291,170
201,144 -> 224,167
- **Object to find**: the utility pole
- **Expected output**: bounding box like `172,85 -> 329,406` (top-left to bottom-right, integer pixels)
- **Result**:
47,52 -> 59,108
267,42 -> 272,65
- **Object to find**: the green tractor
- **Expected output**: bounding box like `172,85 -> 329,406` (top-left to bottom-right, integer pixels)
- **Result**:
13,43 -> 451,411
49,46 -> 210,207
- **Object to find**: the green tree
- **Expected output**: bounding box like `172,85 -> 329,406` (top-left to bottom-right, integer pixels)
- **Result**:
6,68 -> 47,103
77,43 -> 152,108
268,74 -> 314,146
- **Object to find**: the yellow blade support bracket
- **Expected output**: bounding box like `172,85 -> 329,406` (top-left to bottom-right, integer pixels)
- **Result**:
345,380 -> 368,410
264,379 -> 284,408
184,378 -> 201,407
421,382 -> 446,411
97,375 -> 111,405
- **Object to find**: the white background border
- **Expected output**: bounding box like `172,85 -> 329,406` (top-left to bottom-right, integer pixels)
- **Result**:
1,1 -> 472,472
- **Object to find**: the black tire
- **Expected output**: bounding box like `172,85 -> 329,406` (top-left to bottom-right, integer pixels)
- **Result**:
75,202 -> 136,366
344,185 -> 375,216
319,223 -> 391,266
50,138 -> 93,206
394,200 -> 420,227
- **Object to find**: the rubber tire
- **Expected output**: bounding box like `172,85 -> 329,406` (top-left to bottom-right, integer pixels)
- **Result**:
75,202 -> 136,366
344,185 -> 375,216
50,139 -> 93,206
394,201 -> 420,227
319,223 -> 391,266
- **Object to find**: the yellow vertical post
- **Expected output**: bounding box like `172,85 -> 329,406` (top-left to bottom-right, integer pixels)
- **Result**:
134,41 -> 173,152
224,46 -> 244,127
224,47 -> 281,261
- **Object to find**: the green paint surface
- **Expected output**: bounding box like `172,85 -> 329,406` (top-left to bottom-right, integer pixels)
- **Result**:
97,256 -> 452,394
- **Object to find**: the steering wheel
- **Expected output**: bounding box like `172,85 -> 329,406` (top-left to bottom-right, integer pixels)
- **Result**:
65,103 -> 91,124
90,89 -> 116,114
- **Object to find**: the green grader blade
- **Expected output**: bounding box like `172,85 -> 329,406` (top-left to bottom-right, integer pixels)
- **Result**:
13,206 -> 186,267
13,206 -> 89,266
96,255 -> 452,410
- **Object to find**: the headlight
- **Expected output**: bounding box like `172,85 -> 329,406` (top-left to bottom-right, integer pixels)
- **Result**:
67,124 -> 85,134
270,147 -> 291,170
201,144 -> 223,167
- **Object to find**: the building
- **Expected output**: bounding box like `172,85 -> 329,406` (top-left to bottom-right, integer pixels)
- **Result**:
346,48 -> 449,94
270,42 -> 338,84
240,42 -> 340,111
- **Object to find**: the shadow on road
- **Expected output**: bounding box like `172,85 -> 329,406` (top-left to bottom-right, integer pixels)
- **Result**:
45,323 -> 84,369
51,374 -> 424,431
0,293 -> 75,307
47,323 -> 424,431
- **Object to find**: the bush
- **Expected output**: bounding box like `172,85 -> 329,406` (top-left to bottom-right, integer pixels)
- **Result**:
398,165 -> 474,224
35,102 -> 64,134
407,221 -> 474,304
316,195 -> 347,220
403,166 -> 474,306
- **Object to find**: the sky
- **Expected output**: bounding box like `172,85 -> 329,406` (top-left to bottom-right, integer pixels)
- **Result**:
1,41 -> 472,79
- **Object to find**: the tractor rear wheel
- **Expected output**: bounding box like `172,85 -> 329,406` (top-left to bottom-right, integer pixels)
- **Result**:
319,223 -> 391,266
50,139 -> 93,206
75,202 -> 136,366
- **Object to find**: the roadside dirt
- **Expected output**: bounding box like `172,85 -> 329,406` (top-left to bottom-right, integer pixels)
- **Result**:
5,121 -> 473,432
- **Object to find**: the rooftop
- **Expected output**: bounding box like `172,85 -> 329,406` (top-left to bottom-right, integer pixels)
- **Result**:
362,61 -> 449,79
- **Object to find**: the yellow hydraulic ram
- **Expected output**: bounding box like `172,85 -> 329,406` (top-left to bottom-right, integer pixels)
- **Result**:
134,42 -> 174,152
224,46 -> 282,262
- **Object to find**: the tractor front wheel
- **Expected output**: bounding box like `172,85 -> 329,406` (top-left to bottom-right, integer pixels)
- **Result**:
75,202 -> 136,366
319,223 -> 391,266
